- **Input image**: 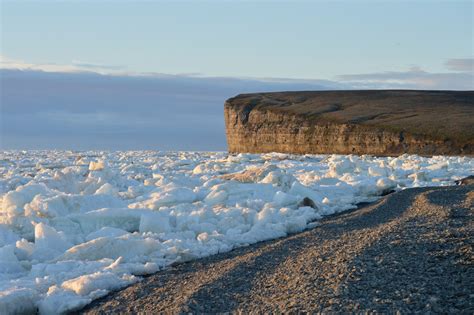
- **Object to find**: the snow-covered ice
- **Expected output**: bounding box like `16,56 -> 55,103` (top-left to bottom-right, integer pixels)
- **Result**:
0,150 -> 472,314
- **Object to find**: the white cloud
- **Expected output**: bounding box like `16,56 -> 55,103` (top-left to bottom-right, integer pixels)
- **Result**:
71,60 -> 125,71
0,54 -> 347,89
0,55 -> 125,75
2,54 -> 472,90
337,66 -> 473,90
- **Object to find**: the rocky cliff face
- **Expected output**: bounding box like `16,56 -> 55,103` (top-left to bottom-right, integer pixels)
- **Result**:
225,90 -> 474,156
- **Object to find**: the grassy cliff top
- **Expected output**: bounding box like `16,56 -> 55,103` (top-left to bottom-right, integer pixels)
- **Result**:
226,90 -> 474,142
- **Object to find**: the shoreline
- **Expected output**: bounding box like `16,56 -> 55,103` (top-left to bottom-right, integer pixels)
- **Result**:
80,184 -> 473,313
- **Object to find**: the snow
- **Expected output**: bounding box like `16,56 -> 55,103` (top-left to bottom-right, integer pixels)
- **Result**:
0,150 -> 472,314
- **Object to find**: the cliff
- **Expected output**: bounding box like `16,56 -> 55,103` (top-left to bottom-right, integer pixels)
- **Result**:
224,90 -> 474,156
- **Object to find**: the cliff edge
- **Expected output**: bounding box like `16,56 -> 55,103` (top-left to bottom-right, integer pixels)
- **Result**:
224,90 -> 474,156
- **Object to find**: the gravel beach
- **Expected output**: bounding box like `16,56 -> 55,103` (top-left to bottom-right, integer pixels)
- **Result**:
80,185 -> 473,314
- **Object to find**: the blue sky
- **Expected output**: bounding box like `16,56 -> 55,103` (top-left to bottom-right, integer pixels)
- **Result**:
0,1 -> 473,150
2,1 -> 473,78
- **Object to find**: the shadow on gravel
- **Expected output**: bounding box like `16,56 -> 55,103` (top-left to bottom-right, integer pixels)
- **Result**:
321,187 -> 431,233
339,185 -> 473,313
424,186 -> 470,207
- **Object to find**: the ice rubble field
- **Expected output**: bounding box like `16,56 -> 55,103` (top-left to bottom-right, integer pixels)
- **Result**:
0,151 -> 472,314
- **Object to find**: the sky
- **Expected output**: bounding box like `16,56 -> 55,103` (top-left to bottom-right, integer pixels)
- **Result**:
0,0 -> 473,150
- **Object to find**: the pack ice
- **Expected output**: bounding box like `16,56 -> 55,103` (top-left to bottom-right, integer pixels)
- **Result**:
0,150 -> 472,314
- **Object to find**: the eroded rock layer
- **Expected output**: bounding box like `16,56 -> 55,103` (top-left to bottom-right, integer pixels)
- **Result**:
225,90 -> 474,156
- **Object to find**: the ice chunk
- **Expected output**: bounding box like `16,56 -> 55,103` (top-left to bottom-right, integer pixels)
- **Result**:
327,157 -> 356,177
69,208 -> 148,235
89,160 -> 105,171
289,181 -> 323,206
139,212 -> 171,234
133,187 -> 197,209
260,169 -> 296,190
368,166 -> 389,177
95,183 -> 119,195
0,288 -> 37,315
58,234 -> 161,262
39,286 -> 92,315
273,191 -> 298,207
61,271 -> 137,296
0,224 -> 19,247
85,227 -> 129,242
2,183 -> 51,217
376,177 -> 396,193
33,223 -> 73,261
15,238 -> 35,261
220,164 -> 277,183
204,189 -> 228,206
0,245 -> 25,274
25,193 -> 126,218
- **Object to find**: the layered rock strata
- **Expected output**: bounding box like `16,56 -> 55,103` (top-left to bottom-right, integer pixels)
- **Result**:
224,90 -> 474,156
